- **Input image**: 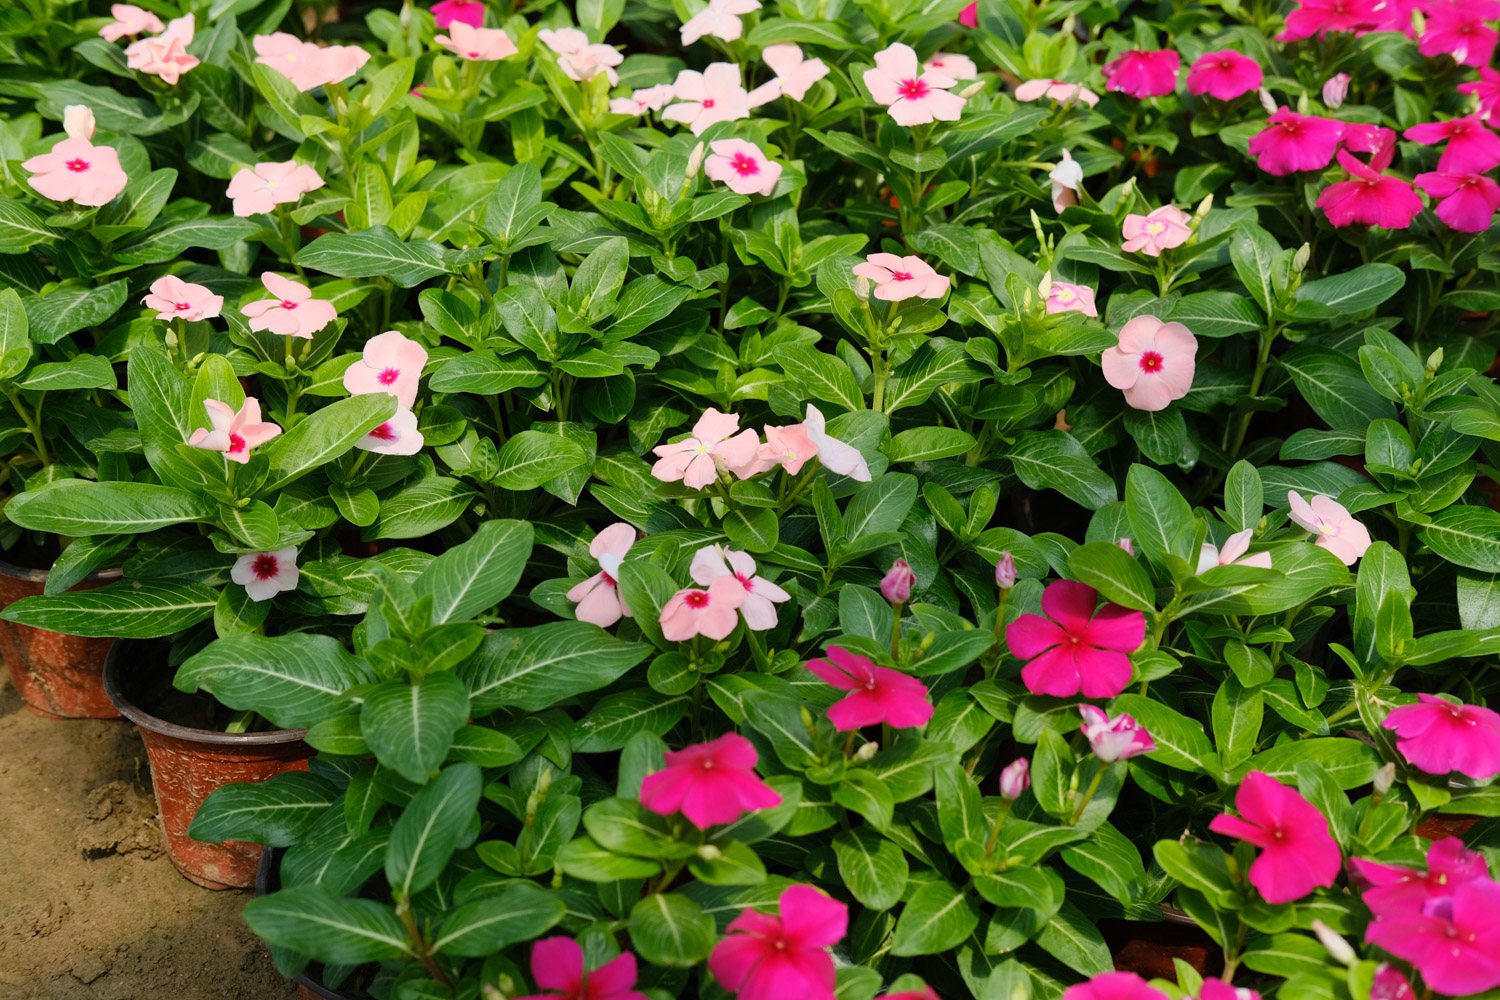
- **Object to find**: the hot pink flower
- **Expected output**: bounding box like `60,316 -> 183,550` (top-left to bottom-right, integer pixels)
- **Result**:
1278,0 -> 1381,38
690,546 -> 790,631
1371,965 -> 1414,1000
516,937 -> 648,1000
1046,282 -> 1098,317
188,398 -> 281,464
1248,109 -> 1346,175
711,885 -> 845,1000
125,15 -> 199,84
1459,66 -> 1500,127
1417,0 -> 1500,66
1318,146 -> 1423,230
1365,880 -> 1500,995
924,52 -> 977,80
1381,695 -> 1500,778
437,22 -> 517,61
1015,78 -> 1101,107
884,991 -> 941,1000
1287,491 -> 1371,565
747,44 -> 830,106
1186,51 -> 1262,100
1103,49 -> 1180,98
863,42 -> 966,127
1121,205 -> 1192,256
1049,149 -> 1084,213
959,2 -> 978,26
610,84 -> 675,115
226,161 -> 325,217
881,559 -> 915,604
659,577 -> 746,641
1416,170 -> 1500,231
1210,771 -> 1341,904
1369,0 -> 1421,33
1006,580 -> 1145,698
565,523 -> 637,628
705,139 -> 781,196
1351,837 -> 1490,915
344,331 -> 428,409
1405,115 -> 1500,174
538,27 -> 621,84
663,64 -> 750,134
431,0 -> 485,28
852,253 -> 950,300
653,408 -> 755,489
639,732 -> 782,828
999,758 -> 1030,799
1101,315 -> 1198,411
357,409 -> 423,456
232,546 -> 300,602
1079,705 -> 1156,762
1062,973 -> 1172,1000
1196,528 -> 1273,574
142,276 -> 223,322
253,34 -> 370,91
806,646 -> 933,730
100,3 -> 165,41
1323,73 -> 1351,109
756,423 -> 818,475
23,136 -> 128,206
804,404 -> 870,481
680,0 -> 761,45
1200,980 -> 1261,1000
242,273 -> 339,340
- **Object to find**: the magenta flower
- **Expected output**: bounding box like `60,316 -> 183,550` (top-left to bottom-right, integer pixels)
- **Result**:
1006,580 -> 1145,698
1278,0 -> 1380,38
1103,49 -> 1180,98
995,552 -> 1017,588
610,84 -> 675,116
710,885 -> 846,1000
1200,981 -> 1260,1000
705,139 -> 782,197
680,0 -> 761,45
1049,149 -> 1084,213
232,547 -> 299,603
125,15 -> 199,85
1063,973 -> 1172,1000
1046,282 -> 1098,317
343,331 -> 428,409
1196,528 -> 1273,574
803,405 -> 871,481
884,990 -> 941,1000
1459,66 -> 1500,127
142,276 -> 223,322
690,546 -> 790,631
437,22 -> 517,61
1351,837 -> 1490,916
806,646 -> 933,730
663,64 -> 751,134
1365,879 -> 1500,995
999,758 -> 1030,799
1404,115 -> 1500,174
243,273 -> 339,340
1381,694 -> 1500,778
1079,706 -> 1156,762
1416,170 -> 1500,231
1317,148 -> 1423,230
1417,0 -> 1500,67
959,1 -> 977,25
881,559 -> 915,604
565,523 -> 637,628
1287,491 -> 1371,565
1248,109 -> 1345,175
639,732 -> 782,828
756,423 -> 818,476
226,161 -> 325,217
1209,771 -> 1341,904
430,0 -> 485,28
660,576 -> 745,641
1121,205 -> 1192,256
852,253 -> 951,300
1323,73 -> 1351,109
652,408 -> 756,489
1370,965 -> 1414,1000
1186,51 -> 1262,100
748,44 -> 830,106
863,43 -> 966,127
356,409 -> 423,456
1101,315 -> 1198,412
253,34 -> 371,91
924,53 -> 978,80
100,3 -> 164,41
188,398 -> 281,464
538,28 -> 622,84
23,137 -> 128,207
516,937 -> 648,1000
1015,79 -> 1101,107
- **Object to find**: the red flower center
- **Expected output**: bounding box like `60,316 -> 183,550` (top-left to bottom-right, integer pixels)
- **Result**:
175,301 -> 192,310
735,573 -> 753,591
65,158 -> 90,173
369,422 -> 397,441
1138,351 -> 1164,373
730,153 -> 759,176
377,367 -> 401,385
600,571 -> 616,588
897,78 -> 930,100
891,271 -> 913,281
251,554 -> 279,580
684,590 -> 710,608
280,300 -> 298,310
468,50 -> 481,58
228,433 -> 246,454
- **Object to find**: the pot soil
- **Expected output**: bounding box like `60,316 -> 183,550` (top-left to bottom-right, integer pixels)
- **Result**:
105,639 -> 312,890
0,558 -> 123,719
256,848 -> 369,1000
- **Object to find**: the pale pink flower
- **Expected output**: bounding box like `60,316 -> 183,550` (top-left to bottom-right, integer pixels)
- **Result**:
747,44 -> 829,106
639,732 -> 782,828
1046,282 -> 1097,317
652,408 -> 754,489
1121,205 -> 1193,256
806,646 -> 933,730
232,547 -> 300,602
187,398 -> 281,464
344,331 -> 428,409
566,523 -> 638,628
1196,528 -> 1273,574
1015,78 -> 1101,107
852,252 -> 950,301
1381,695 -> 1500,778
142,276 -> 223,322
23,137 -> 128,207
1210,771 -> 1341,904
863,42 -> 965,126
125,14 -> 199,84
1101,315 -> 1197,411
1286,491 -> 1371,565
999,758 -> 1030,799
1007,580 -> 1145,698
659,577 -> 746,641
610,84 -> 675,116
100,4 -> 165,41
662,64 -> 750,134
436,22 -> 517,61
924,52 -> 977,80
690,545 -> 790,631
63,105 -> 96,140
225,161 -> 325,217
431,0 -> 485,28
242,273 -> 338,340
253,34 -> 370,91
515,936 -> 648,1000
704,139 -> 781,196
756,423 -> 818,475
1079,705 -> 1156,762
881,559 -> 915,603
804,404 -> 869,481
356,409 -> 424,456
1049,148 -> 1084,213
710,886 -> 846,1000
680,0 -> 762,45
1323,73 -> 1351,109
538,27 -> 621,84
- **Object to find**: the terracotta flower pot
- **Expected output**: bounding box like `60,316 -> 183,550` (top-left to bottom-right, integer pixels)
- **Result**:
104,640 -> 312,890
0,558 -> 122,719
1104,906 -> 1224,979
256,849 -> 365,1000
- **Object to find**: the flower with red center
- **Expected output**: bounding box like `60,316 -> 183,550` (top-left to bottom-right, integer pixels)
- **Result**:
1079,706 -> 1156,761
1209,771 -> 1341,904
924,52 -> 978,80
142,275 -> 223,322
437,21 -> 518,61
252,33 -> 371,91
344,330 -> 429,409
1063,972 -> 1173,1000
100,3 -> 165,41
1405,114 -> 1500,174
23,135 -> 128,207
430,0 -> 484,28
515,936 -> 648,1000
639,732 -> 782,828
1380,694 -> 1500,778
1459,66 -> 1500,127
1317,138 -> 1423,231
659,576 -> 746,641
242,273 -> 338,340
852,252 -> 951,300
680,0 -> 762,45
355,408 -> 423,456
747,44 -> 830,106
1046,281 -> 1098,317
805,646 -> 933,730
1364,879 -> 1500,995
1248,108 -> 1346,175
1101,314 -> 1197,411
231,546 -> 300,602
863,43 -> 966,126
803,405 -> 870,481
1418,170 -> 1500,231
187,398 -> 281,464
1103,49 -> 1180,98
705,139 -> 782,196
1351,837 -> 1490,915
1287,491 -> 1371,565
663,63 -> 750,134
1015,78 -> 1101,107
1278,0 -> 1381,38
653,408 -> 759,490
566,523 -> 638,629
1417,0 -> 1500,67
538,27 -> 622,83
1006,581 -> 1144,697
710,884 -> 846,1000
1186,50 -> 1263,100
225,161 -> 325,217
690,546 -> 790,631
1121,205 -> 1193,256
125,14 -> 200,85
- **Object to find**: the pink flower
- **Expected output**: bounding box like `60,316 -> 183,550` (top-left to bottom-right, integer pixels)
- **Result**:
804,405 -> 869,481
924,53 -> 977,80
884,991 -> 941,1000
187,398 -> 281,464
756,423 -> 818,476
436,22 -> 517,61
659,577 -> 746,641
1209,771 -> 1341,904
1416,170 -> 1500,231
1351,837 -> 1490,916
1196,528 -> 1273,574
1049,149 -> 1084,213
995,552 -> 1016,588
1186,51 -> 1262,100
852,253 -> 951,300
1404,115 -> 1500,174
225,161 -> 324,217
100,4 -> 164,41
1369,0 -> 1421,33
863,42 -> 966,127
680,0 -> 761,45
253,34 -> 370,91
125,15 -> 199,85
142,275 -> 223,322
1317,147 -> 1423,230
652,408 -> 755,489
1459,66 -> 1500,127
705,139 -> 781,196
747,43 -> 830,106
242,273 -> 339,340
1046,282 -> 1098,317
959,2 -> 978,26
1287,491 -> 1371,565
663,64 -> 750,134
806,646 -> 933,730
690,546 -> 790,631
610,84 -> 675,115
881,559 -> 915,604
1006,580 -> 1145,698
1015,79 -> 1101,107
1248,109 -> 1346,175
565,523 -> 637,628
344,331 -> 428,409
231,547 -> 300,602
1101,315 -> 1198,412
1121,205 -> 1192,256
23,136 -> 128,206
711,885 -> 845,1000
1381,695 -> 1500,778
1200,981 -> 1261,1000
1103,49 -> 1180,99
999,758 -> 1030,799
538,27 -> 621,84
431,0 -> 485,28
639,732 -> 782,828
515,936 -> 648,1000
1417,0 -> 1500,67
1079,705 -> 1156,762
1371,966 -> 1415,1000
1364,880 -> 1500,996
1063,973 -> 1172,1000
1117,537 -> 1134,556
1278,0 -> 1380,38
1323,73 -> 1351,109
357,409 -> 423,456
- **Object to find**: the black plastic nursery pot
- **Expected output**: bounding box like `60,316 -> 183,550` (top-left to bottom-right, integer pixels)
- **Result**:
256,848 -> 364,1000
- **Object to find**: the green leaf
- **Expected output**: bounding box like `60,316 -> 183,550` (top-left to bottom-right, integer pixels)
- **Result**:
844,473 -> 918,540
1030,727 -> 1073,816
188,771 -> 339,847
386,762 -> 483,896
884,427 -> 977,463
832,826 -> 909,911
492,431 -> 589,491
1110,694 -> 1219,775
891,881 -> 980,956
2,580 -> 217,638
24,281 -> 128,344
432,882 -> 566,957
1125,464 -> 1194,565
1067,541 -> 1156,611
369,476 -> 477,540
244,886 -> 410,965
112,217 -> 260,264
1232,738 -> 1380,790
361,674 -> 471,784
1417,506 -> 1500,572
5,480 -> 214,535
1280,346 -> 1397,429
1009,431 -> 1116,510
1224,462 -> 1263,533
262,393 -> 398,493
463,621 -> 651,712
294,226 -> 451,287
779,345 -> 864,411
0,288 -> 29,379
175,633 -> 377,729
628,894 -> 716,967
1294,263 -> 1405,314
16,353 -> 116,390
0,197 -> 60,253
572,689 -> 689,753
413,519 -> 533,624
1033,901 -> 1114,975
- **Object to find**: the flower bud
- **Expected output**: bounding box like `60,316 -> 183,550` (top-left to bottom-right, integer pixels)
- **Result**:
1117,537 -> 1134,556
1310,920 -> 1357,966
1080,705 -> 1155,762
1257,88 -> 1278,115
686,141 -> 706,179
854,740 -> 880,762
1000,758 -> 1030,799
1373,761 -> 1396,797
1038,270 -> 1053,298
995,551 -> 1017,589
1425,347 -> 1444,374
881,558 -> 915,604
1372,964 -> 1415,1000
63,105 -> 96,140
1293,242 -> 1311,273
1322,73 -> 1351,110
696,843 -> 722,861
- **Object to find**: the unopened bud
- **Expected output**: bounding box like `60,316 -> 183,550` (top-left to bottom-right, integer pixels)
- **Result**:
1000,758 -> 1030,799
1258,88 -> 1278,115
696,844 -> 722,861
959,79 -> 986,99
1117,537 -> 1134,556
482,985 -> 507,1000
995,551 -> 1017,589
1039,270 -> 1053,298
854,740 -> 880,762
881,558 -> 915,604
1310,920 -> 1357,965
1293,243 -> 1311,273
1373,761 -> 1396,797
63,105 -> 96,140
686,141 -> 706,179
1193,193 -> 1214,226
1322,73 -> 1351,110
1426,347 -> 1444,373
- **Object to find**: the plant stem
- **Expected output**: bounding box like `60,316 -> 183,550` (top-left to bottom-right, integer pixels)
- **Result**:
1225,326 -> 1279,458
1069,768 -> 1106,824
396,895 -> 452,986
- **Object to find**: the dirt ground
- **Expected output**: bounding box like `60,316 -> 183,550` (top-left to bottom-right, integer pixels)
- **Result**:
0,665 -> 297,1000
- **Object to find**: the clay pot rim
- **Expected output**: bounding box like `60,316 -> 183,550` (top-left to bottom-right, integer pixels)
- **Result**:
104,638 -> 308,746
0,557 -> 123,585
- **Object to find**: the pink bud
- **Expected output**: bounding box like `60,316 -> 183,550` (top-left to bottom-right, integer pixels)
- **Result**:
1371,965 -> 1414,1000
1000,758 -> 1030,799
881,558 -> 915,604
1080,705 -> 1156,762
1117,537 -> 1134,556
995,551 -> 1016,589
1322,73 -> 1350,110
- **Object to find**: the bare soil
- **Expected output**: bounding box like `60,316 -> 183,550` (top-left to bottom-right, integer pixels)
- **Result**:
0,664 -> 297,1000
